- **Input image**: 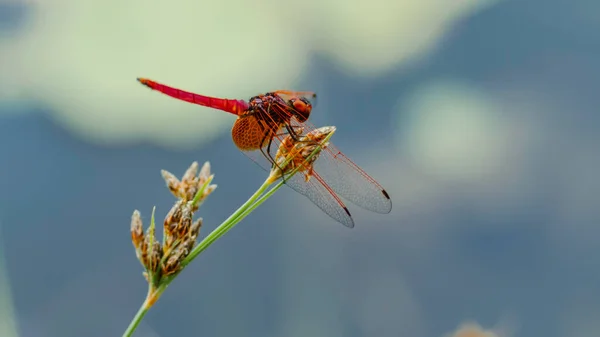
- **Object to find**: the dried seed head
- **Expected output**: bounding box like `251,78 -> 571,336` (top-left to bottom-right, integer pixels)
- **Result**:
177,202 -> 193,236
130,210 -> 144,251
140,216 -> 161,270
163,200 -> 198,256
270,126 -> 335,182
190,180 -> 217,212
205,183 -> 217,195
186,186 -> 199,203
148,240 -> 163,273
131,160 -> 216,284
199,162 -> 211,182
161,161 -> 216,206
181,237 -> 195,254
162,246 -> 187,276
179,161 -> 201,201
189,218 -> 202,239
162,258 -> 179,276
181,161 -> 199,185
139,235 -> 150,268
163,237 -> 196,276
164,200 -> 184,235
161,169 -> 181,196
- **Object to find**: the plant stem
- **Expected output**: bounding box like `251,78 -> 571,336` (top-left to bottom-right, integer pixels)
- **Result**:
182,176 -> 275,266
122,126 -> 336,337
122,301 -> 147,337
122,285 -> 165,337
122,177 -> 277,337
235,180 -> 285,221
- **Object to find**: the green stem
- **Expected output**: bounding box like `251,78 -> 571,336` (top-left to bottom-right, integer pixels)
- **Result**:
123,175 -> 278,337
122,285 -> 166,337
122,127 -> 336,337
182,176 -> 274,266
122,301 -> 147,337
235,180 -> 285,221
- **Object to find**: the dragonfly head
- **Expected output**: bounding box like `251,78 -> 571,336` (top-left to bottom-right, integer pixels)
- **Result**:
289,97 -> 312,122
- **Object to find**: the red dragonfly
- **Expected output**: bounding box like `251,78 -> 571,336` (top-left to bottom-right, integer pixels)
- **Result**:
137,78 -> 392,227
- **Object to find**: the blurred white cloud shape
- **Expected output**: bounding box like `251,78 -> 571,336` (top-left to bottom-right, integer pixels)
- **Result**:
300,0 -> 498,76
0,0 -> 310,149
394,79 -> 514,184
0,0 -> 497,148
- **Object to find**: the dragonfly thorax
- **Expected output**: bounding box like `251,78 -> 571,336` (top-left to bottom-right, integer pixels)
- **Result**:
246,93 -> 312,124
247,94 -> 286,124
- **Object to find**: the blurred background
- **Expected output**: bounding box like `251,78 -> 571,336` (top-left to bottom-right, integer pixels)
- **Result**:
0,0 -> 598,336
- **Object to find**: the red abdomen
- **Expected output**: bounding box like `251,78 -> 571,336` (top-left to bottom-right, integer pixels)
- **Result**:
137,78 -> 248,115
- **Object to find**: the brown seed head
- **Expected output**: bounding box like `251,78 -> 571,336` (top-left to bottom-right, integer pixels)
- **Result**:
199,161 -> 211,182
182,237 -> 196,254
181,161 -> 199,185
148,240 -> 163,273
164,235 -> 196,276
132,160 -> 216,284
190,180 -> 217,212
130,210 -> 144,251
161,169 -> 180,196
177,202 -> 193,236
139,235 -> 150,269
271,126 -> 335,182
162,161 -> 217,204
164,200 -> 184,236
162,246 -> 187,276
189,218 -> 202,239
179,161 -> 201,201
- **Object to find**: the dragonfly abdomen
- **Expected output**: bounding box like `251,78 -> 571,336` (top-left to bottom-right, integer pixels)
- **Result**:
137,78 -> 248,115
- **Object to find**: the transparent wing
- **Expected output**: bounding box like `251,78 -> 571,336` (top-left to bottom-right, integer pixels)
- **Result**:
286,119 -> 392,214
312,143 -> 392,214
233,94 -> 391,227
235,118 -> 355,227
283,170 -> 355,228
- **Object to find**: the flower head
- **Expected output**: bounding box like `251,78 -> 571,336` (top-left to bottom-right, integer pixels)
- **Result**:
269,126 -> 336,183
130,161 -> 216,286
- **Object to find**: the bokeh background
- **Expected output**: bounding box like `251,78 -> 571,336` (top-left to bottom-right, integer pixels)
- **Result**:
0,0 -> 598,336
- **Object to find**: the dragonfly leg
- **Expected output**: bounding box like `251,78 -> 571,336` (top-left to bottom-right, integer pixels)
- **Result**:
264,134 -> 293,184
259,134 -> 275,165
284,123 -> 317,146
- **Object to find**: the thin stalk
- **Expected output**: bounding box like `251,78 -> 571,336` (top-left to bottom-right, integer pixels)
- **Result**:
122,285 -> 165,337
182,127 -> 335,264
182,176 -> 273,266
122,301 -> 147,337
122,127 -> 335,337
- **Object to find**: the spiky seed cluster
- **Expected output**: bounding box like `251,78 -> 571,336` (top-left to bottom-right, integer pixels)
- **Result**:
270,126 -> 335,183
161,161 -> 216,211
161,200 -> 202,276
130,161 -> 217,284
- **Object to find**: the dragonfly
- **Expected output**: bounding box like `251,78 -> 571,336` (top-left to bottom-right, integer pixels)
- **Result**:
137,78 -> 392,228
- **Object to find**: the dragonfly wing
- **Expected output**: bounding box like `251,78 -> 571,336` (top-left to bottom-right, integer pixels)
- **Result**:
282,170 -> 355,228
313,144 -> 392,214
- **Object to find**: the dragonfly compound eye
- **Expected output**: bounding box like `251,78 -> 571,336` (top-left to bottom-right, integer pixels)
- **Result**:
291,97 -> 312,122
